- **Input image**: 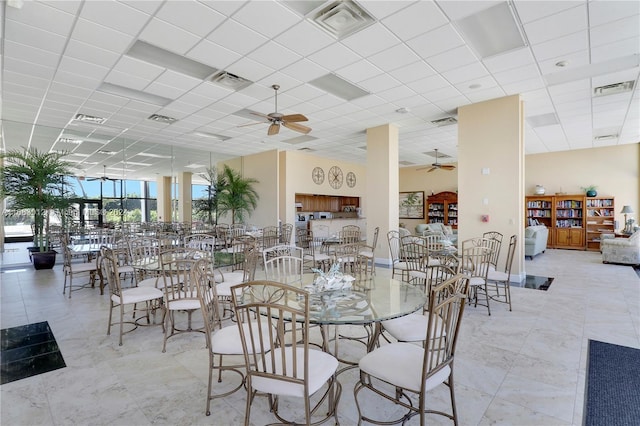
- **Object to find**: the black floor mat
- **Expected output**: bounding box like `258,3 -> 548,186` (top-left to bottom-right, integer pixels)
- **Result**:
513,275 -> 554,290
1,321 -> 66,385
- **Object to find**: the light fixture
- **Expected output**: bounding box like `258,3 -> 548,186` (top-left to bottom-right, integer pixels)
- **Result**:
621,205 -> 634,233
455,2 -> 526,58
127,40 -> 218,80
309,73 -> 370,101
555,60 -> 568,68
148,114 -> 178,124
395,107 -> 410,114
98,83 -> 171,106
73,113 -> 106,124
56,137 -> 83,144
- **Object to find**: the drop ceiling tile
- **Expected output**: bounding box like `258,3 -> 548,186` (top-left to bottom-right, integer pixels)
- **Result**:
187,39 -> 242,70
388,60 -> 437,84
226,56 -> 275,82
232,1 -> 299,38
493,64 -> 541,85
426,45 -> 478,73
513,1 -> 580,24
4,20 -> 68,54
153,70 -> 202,93
49,81 -> 93,99
308,43 -> 361,71
358,73 -> 402,93
65,39 -> 121,69
105,69 -> 156,91
58,56 -> 110,81
255,72 -> 303,93
246,42 -> 301,70
139,18 -> 202,55
284,84 -> 326,102
530,31 -> 588,61
3,40 -> 60,68
274,20 -> 334,57
207,19 -> 269,56
4,58 -> 56,81
441,61 -> 489,84
71,18 -> 134,54
591,37 -> 640,63
6,1 -> 76,35
112,56 -> 166,82
523,5 -> 587,45
589,0 -> 640,27
406,24 -> 465,60
500,76 -> 546,95
482,47 -> 535,73
407,74 -> 450,94
455,75 -> 499,94
465,86 -> 507,103
590,15 -> 640,47
155,1 -> 225,37
538,50 -> 589,75
80,1 -> 150,36
423,85 -> 463,102
367,44 -> 421,73
376,85 -> 418,103
335,60 -> 383,84
342,23 -> 400,58
381,1 -> 448,40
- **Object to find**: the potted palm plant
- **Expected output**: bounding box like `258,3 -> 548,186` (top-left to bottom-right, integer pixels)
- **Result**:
217,165 -> 259,224
1,148 -> 73,269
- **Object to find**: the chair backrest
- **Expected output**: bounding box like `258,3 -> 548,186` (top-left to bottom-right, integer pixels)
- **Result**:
422,233 -> 446,251
193,258 -> 223,335
313,224 -> 330,240
400,239 -> 429,285
398,227 -> 412,238
421,274 -> 469,390
261,226 -> 280,250
100,247 -> 122,300
231,280 -> 311,393
338,229 -> 360,244
502,235 -> 517,275
263,245 -> 303,286
387,230 -> 401,263
160,249 -> 205,302
460,244 -> 492,281
296,228 -> 311,249
184,233 -> 216,252
280,223 -> 293,244
370,226 -> 380,249
482,232 -> 503,268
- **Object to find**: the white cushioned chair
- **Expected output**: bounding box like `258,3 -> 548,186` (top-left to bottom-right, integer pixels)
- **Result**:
524,225 -> 548,259
601,230 -> 640,265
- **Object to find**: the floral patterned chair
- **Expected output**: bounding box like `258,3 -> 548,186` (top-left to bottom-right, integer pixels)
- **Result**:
601,230 -> 640,265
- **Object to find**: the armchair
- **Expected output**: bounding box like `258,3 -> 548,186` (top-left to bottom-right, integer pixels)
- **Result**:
601,231 -> 640,265
524,225 -> 548,259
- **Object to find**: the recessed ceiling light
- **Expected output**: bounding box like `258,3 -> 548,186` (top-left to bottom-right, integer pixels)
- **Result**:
594,134 -> 618,141
311,0 -> 375,39
136,153 -> 173,159
56,137 -> 83,144
455,2 -> 526,58
555,60 -> 569,68
396,107 -> 410,114
127,40 -> 218,80
73,113 -> 106,124
593,81 -> 635,98
430,117 -> 458,127
191,131 -> 231,141
309,73 -> 370,101
148,114 -> 178,124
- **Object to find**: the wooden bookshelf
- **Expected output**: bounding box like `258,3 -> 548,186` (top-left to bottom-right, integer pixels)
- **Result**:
525,195 -> 555,247
585,197 -> 615,251
426,191 -> 458,228
554,195 -> 585,249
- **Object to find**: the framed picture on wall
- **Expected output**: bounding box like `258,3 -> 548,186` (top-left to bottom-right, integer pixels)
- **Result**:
399,191 -> 425,219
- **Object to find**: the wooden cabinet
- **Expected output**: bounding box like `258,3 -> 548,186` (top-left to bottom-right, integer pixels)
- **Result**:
585,197 -> 615,251
554,195 -> 585,250
427,191 -> 458,228
294,194 -> 360,213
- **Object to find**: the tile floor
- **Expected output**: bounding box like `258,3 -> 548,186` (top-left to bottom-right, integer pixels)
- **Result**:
1,245 -> 639,425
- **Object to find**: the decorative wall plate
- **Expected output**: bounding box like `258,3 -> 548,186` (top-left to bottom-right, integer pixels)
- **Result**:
346,171 -> 356,188
329,166 -> 343,189
312,167 -> 324,185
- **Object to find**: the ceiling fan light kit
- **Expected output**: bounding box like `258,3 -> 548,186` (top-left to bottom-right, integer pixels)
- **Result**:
242,85 -> 312,136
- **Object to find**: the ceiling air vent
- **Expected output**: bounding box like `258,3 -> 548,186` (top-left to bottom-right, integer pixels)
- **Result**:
210,71 -> 252,91
593,81 -> 634,97
148,114 -> 177,124
312,0 -> 375,39
73,113 -> 106,124
594,134 -> 618,142
430,117 -> 458,127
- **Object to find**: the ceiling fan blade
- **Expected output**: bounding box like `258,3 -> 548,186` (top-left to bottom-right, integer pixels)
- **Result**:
267,122 -> 280,135
441,164 -> 456,170
426,166 -> 438,173
281,113 -> 308,122
282,121 -> 311,134
238,121 -> 268,128
250,111 -> 271,120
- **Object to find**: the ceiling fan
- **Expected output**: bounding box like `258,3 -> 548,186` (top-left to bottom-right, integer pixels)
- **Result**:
87,165 -> 118,181
240,84 -> 311,136
418,149 -> 456,173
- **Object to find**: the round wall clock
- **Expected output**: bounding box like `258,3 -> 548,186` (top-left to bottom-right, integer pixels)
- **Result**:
346,171 -> 356,188
329,166 -> 343,189
312,167 -> 324,185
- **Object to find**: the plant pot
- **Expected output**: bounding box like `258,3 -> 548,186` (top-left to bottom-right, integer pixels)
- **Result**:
586,190 -> 597,197
31,250 -> 57,270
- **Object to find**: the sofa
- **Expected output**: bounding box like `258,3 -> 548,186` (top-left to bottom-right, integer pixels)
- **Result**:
601,230 -> 640,265
524,225 -> 549,259
415,223 -> 458,246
